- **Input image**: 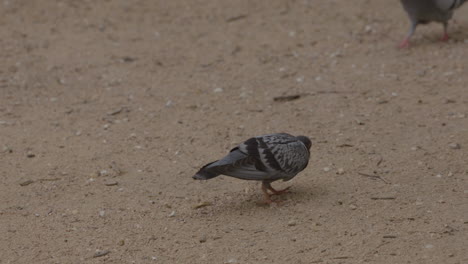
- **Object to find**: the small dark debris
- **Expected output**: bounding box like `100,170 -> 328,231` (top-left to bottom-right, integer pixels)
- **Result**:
19,180 -> 34,186
370,197 -> 396,200
337,144 -> 354,148
27,152 -> 35,158
122,57 -> 137,63
226,14 -> 248,23
333,256 -> 351,260
274,94 -> 302,102
377,100 -> 388,104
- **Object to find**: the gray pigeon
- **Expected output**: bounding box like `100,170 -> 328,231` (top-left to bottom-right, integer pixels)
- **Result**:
399,0 -> 467,48
193,133 -> 312,203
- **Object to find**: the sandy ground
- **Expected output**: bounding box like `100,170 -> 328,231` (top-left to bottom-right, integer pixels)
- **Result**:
0,0 -> 467,263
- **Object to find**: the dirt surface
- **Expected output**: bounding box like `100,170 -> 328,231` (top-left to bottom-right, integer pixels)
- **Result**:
1,1 -> 467,263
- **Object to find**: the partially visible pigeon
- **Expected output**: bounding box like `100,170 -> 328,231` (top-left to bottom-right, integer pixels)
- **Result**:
399,0 -> 467,48
193,133 -> 312,203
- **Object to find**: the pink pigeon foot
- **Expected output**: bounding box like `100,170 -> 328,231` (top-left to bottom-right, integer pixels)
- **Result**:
441,33 -> 449,42
399,38 -> 410,48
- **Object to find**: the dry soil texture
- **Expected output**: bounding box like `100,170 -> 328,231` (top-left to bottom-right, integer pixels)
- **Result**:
0,1 -> 467,263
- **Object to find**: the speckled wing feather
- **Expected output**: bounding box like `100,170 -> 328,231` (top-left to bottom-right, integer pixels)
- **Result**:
238,133 -> 310,179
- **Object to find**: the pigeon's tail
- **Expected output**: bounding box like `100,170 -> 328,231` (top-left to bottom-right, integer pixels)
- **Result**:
192,161 -> 220,180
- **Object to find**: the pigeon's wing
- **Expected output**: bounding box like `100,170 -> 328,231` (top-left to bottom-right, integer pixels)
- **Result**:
202,148 -> 273,180
435,0 -> 464,10
260,134 -> 310,175
238,133 -> 309,176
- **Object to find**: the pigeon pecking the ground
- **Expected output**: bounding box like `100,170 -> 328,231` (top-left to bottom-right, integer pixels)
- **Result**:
399,0 -> 467,48
193,133 -> 312,204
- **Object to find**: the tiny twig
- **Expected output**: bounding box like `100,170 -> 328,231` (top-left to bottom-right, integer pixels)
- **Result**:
333,256 -> 351,259
358,172 -> 389,184
371,197 -> 396,200
226,14 -> 248,23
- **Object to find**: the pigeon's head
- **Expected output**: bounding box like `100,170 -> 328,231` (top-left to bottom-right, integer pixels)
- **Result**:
296,136 -> 312,150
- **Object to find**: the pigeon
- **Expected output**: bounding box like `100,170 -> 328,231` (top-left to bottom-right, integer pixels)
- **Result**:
193,133 -> 312,203
399,0 -> 467,48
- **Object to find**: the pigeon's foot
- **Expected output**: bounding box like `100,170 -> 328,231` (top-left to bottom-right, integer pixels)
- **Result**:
261,181 -> 282,204
269,186 -> 291,195
399,38 -> 410,48
441,33 -> 449,42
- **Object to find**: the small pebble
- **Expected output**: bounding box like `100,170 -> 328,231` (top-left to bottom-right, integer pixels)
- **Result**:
448,143 -> 461,149
26,151 -> 35,158
349,204 -> 357,210
93,250 -> 110,258
104,180 -> 118,186
19,180 -> 34,186
99,210 -> 106,217
336,168 -> 345,175
199,235 -> 207,243
169,211 -> 176,217
425,244 -> 434,249
323,167 -> 331,172
213,88 -> 223,93
226,258 -> 238,264
98,170 -> 108,176
288,220 -> 296,226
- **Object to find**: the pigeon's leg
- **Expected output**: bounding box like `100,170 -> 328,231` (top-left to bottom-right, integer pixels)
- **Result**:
399,22 -> 417,48
263,181 -> 290,195
441,22 -> 449,42
261,181 -> 274,204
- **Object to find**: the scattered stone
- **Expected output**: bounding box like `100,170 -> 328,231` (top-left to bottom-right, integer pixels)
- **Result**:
71,209 -> 78,215
99,210 -> 106,217
107,107 -> 124,116
19,180 -> 34,186
349,204 -> 357,210
93,250 -> 110,258
225,258 -> 238,263
336,168 -> 345,175
323,167 -> 331,172
199,235 -> 207,243
2,146 -> 12,153
213,87 -> 223,93
26,151 -> 35,158
193,201 -> 212,209
104,180 -> 118,186
448,143 -> 461,149
169,211 -> 176,217
98,170 -> 109,176
288,220 -> 296,226
425,244 -> 434,249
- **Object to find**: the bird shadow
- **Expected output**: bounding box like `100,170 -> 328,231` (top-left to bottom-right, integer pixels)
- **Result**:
194,183 -> 329,217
